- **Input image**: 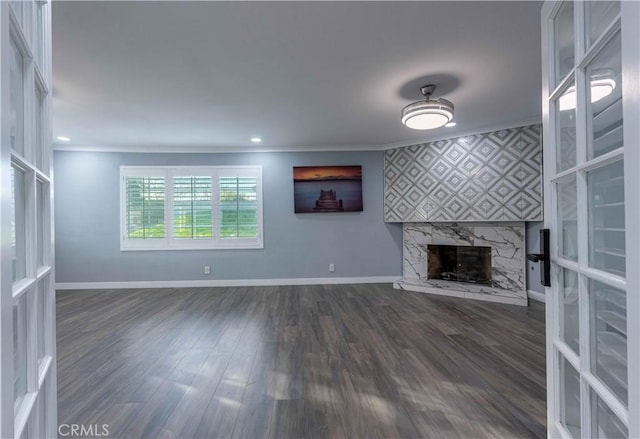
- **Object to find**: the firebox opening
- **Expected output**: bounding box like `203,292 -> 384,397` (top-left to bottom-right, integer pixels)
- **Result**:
427,244 -> 492,285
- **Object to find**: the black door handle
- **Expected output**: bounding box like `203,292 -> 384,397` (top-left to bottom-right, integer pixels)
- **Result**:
526,253 -> 543,263
527,229 -> 551,287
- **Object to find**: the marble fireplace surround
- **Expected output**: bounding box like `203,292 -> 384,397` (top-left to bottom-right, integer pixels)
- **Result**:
394,222 -> 527,306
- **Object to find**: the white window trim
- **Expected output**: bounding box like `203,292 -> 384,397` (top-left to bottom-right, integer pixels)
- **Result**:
120,165 -> 263,251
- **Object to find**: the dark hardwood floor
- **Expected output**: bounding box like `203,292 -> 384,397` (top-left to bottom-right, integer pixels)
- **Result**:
57,284 -> 546,438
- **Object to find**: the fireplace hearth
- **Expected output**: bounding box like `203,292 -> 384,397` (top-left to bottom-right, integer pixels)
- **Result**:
427,244 -> 492,285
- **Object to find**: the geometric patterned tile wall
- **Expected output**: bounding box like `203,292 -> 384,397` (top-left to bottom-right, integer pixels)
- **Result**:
384,124 -> 542,222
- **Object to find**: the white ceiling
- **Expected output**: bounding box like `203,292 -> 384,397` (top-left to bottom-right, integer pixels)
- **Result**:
52,1 -> 543,152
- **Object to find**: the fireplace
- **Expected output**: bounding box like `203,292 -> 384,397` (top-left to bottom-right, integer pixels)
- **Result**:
427,244 -> 492,285
396,223 -> 526,305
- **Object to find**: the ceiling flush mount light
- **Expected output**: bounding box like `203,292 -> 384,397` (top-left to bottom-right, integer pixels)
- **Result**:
559,69 -> 616,111
56,136 -> 71,142
250,137 -> 262,143
401,84 -> 454,130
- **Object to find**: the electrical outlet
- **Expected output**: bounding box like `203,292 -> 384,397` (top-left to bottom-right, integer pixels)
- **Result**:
204,265 -> 211,275
329,263 -> 335,272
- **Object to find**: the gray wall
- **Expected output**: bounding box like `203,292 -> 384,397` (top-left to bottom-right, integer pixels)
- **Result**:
54,150 -> 403,283
526,221 -> 544,294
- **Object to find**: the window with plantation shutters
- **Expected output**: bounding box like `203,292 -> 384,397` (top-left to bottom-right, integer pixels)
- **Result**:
219,176 -> 258,239
120,166 -> 263,250
125,176 -> 165,239
173,176 -> 212,239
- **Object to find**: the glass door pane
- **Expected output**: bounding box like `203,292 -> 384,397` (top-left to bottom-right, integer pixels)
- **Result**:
560,356 -> 582,437
10,39 -> 24,156
554,2 -> 575,87
587,32 -> 623,160
557,175 -> 578,261
9,1 -> 22,23
37,280 -> 47,365
13,295 -> 28,415
588,160 -> 625,276
36,181 -> 45,269
591,280 -> 627,405
556,82 -> 578,172
560,268 -> 580,354
585,1 -> 620,49
34,87 -> 44,170
35,2 -> 46,69
11,167 -> 27,284
591,391 -> 628,438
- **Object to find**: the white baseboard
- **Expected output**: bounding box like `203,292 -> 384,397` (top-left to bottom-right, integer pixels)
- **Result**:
56,276 -> 399,290
527,289 -> 546,303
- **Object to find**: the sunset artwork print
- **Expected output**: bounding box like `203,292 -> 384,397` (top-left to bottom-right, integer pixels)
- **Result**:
293,166 -> 363,213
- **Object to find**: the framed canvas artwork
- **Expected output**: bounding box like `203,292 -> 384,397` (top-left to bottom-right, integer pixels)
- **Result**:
293,166 -> 363,213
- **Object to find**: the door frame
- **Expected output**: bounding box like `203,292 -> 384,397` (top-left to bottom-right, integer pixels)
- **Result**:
620,2 -> 640,437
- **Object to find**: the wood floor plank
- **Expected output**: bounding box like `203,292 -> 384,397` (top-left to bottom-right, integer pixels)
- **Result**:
57,284 -> 546,438
116,348 -> 210,439
156,353 -> 231,439
193,352 -> 254,439
230,342 -> 278,439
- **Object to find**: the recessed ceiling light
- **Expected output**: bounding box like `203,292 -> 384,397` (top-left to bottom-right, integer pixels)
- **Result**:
56,136 -> 71,142
250,137 -> 262,143
445,122 -> 457,127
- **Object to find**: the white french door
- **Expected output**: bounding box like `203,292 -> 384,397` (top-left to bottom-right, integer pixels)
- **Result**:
541,1 -> 639,438
1,1 -> 56,438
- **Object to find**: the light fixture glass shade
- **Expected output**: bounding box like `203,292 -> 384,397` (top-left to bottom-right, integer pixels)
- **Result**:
401,99 -> 454,130
559,75 -> 616,111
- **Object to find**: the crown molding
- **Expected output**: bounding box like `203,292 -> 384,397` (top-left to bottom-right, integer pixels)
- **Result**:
52,117 -> 542,154
381,117 -> 542,150
52,143 -> 382,154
